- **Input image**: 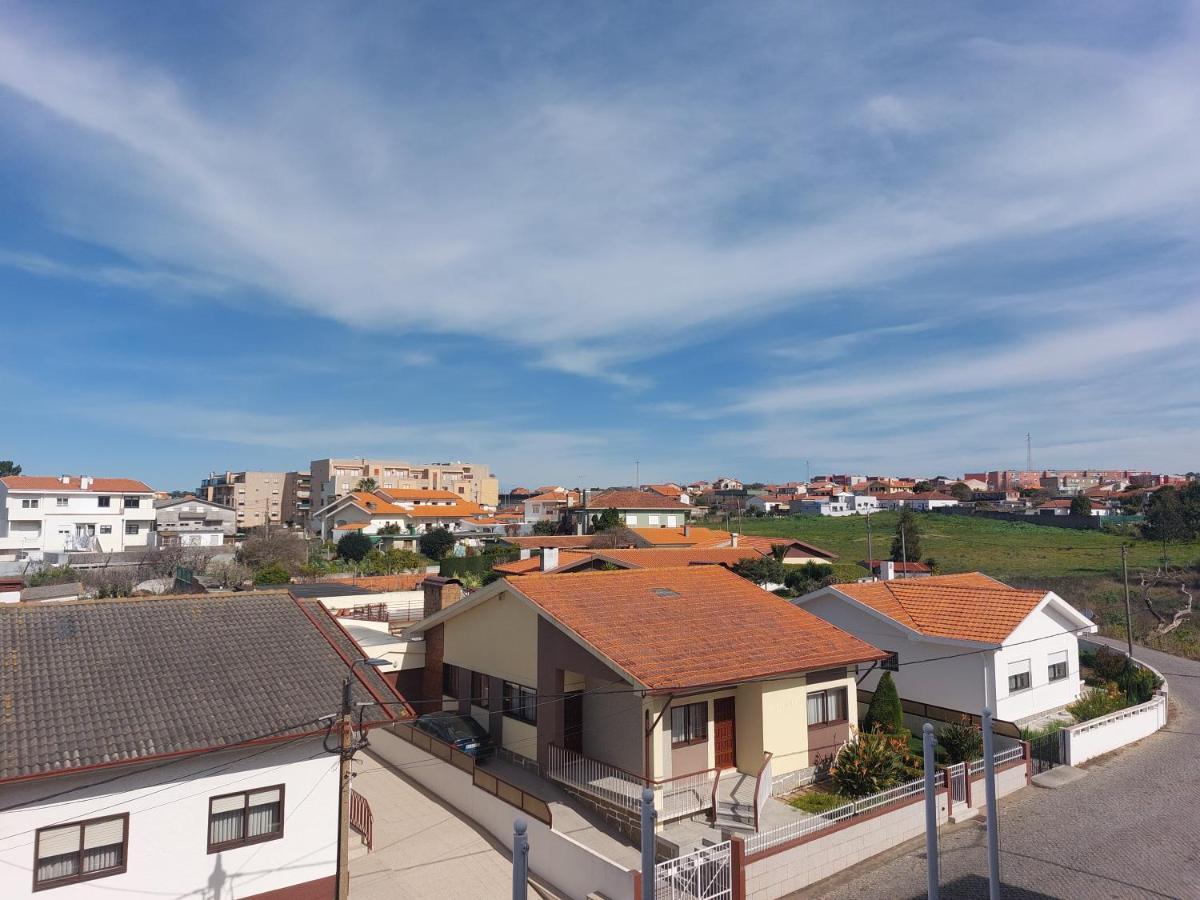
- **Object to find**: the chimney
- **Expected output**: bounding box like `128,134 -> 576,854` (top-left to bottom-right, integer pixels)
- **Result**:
730,532 -> 738,548
881,560 -> 895,581
541,547 -> 560,571
422,576 -> 463,619
519,548 -> 532,560
80,476 -> 92,490
60,475 -> 70,484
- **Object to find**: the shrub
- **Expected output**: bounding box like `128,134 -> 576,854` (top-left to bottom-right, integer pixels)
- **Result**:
1092,645 -> 1128,681
532,520 -> 559,535
1116,664 -> 1161,704
1067,683 -> 1128,722
418,528 -> 457,561
863,672 -> 904,734
938,718 -> 983,764
336,532 -> 373,562
28,565 -> 79,587
253,563 -> 293,586
789,791 -> 851,814
830,728 -> 917,798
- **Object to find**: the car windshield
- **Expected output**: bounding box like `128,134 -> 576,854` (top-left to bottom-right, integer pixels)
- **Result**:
440,716 -> 488,741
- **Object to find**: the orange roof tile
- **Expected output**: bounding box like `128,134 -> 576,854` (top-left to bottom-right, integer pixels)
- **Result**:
629,526 -> 732,546
510,567 -> 885,691
344,492 -> 410,516
594,547 -> 767,568
493,551 -> 595,575
1,476 -> 154,493
585,489 -> 691,510
830,573 -> 1047,644
503,535 -> 625,550
377,488 -> 463,502
405,500 -> 485,517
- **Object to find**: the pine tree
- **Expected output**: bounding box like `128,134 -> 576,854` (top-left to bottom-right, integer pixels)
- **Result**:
863,671 -> 904,734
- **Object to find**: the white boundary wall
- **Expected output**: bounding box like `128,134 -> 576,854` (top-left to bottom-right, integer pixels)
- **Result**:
369,728 -> 635,900
1063,692 -> 1167,766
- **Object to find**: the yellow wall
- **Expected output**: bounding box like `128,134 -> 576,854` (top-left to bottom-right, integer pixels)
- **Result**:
443,589 -> 538,686
502,717 -> 538,757
735,683 -> 765,773
760,677 -> 811,775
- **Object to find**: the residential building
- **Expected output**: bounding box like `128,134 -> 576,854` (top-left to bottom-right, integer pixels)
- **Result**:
311,489 -> 486,543
1041,473 -> 1102,495
793,572 -> 1097,723
408,567 -> 885,825
570,489 -> 692,530
712,477 -> 743,491
0,590 -> 405,900
745,494 -> 793,514
644,483 -> 691,504
310,458 -> 500,511
986,470 -> 1043,491
875,491 -> 960,511
282,470 -> 312,526
862,559 -> 933,578
1035,498 -> 1112,517
151,495 -> 237,547
492,545 -> 769,576
791,492 -> 878,516
198,471 -> 289,529
0,475 -> 156,557
522,488 -> 579,525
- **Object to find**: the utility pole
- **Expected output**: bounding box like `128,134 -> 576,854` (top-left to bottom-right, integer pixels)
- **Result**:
635,460 -> 640,489
866,512 -> 874,569
981,708 -> 1001,900
1026,433 -> 1033,471
640,789 -> 657,900
900,519 -> 908,580
512,819 -> 529,900
336,677 -> 353,900
921,723 -> 940,900
1121,544 -> 1134,658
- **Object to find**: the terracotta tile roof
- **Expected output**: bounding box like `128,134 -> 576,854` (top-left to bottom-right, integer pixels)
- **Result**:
1,476 -> 154,493
377,488 -> 463,502
525,490 -> 578,503
629,526 -> 732,546
584,489 -> 691,510
644,484 -> 683,496
405,500 -> 485,517
1037,498 -> 1105,510
493,551 -> 595,575
502,535 -> 625,550
863,559 -> 932,574
829,573 -> 1047,644
594,547 -> 767,568
510,567 -> 886,691
335,522 -> 369,530
346,491 -> 410,516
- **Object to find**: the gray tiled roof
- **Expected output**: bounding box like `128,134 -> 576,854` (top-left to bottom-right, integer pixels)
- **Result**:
0,591 -> 403,781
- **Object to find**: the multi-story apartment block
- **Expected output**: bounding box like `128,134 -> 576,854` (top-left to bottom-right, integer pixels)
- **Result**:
310,458 -> 500,511
281,471 -> 312,526
0,475 -> 156,557
197,471 -> 288,529
1040,473 -> 1102,495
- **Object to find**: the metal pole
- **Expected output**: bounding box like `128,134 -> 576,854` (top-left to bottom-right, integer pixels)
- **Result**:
981,708 -> 1001,900
640,788 -> 657,900
866,512 -> 873,570
1121,544 -> 1134,658
512,819 -> 528,900
900,516 -> 908,579
335,678 -> 352,900
922,723 -> 940,900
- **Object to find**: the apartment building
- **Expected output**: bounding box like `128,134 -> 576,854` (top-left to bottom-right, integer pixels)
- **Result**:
310,457 -> 500,511
282,471 -> 312,526
197,471 -> 290,529
0,475 -> 156,557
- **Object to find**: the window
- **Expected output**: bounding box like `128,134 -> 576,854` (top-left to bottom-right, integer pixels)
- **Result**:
1047,650 -> 1068,682
442,663 -> 461,698
502,681 -> 537,724
666,515 -> 679,527
881,652 -> 900,672
21,498 -> 38,509
625,514 -> 638,525
97,496 -> 110,508
647,515 -> 660,526
208,786 -> 284,852
34,813 -> 128,890
806,687 -> 848,726
471,671 -> 490,709
99,525 -> 112,535
670,701 -> 708,747
1008,660 -> 1032,693
125,523 -> 140,535
56,497 -> 68,508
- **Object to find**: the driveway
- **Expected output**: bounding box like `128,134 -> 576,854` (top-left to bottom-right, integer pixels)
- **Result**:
349,751 -> 518,900
791,638 -> 1200,899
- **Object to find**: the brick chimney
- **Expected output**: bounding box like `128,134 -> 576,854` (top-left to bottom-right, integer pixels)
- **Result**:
541,547 -> 559,571
422,576 -> 463,619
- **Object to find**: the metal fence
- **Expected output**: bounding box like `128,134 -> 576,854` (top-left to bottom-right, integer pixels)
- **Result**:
655,840 -> 732,900
968,744 -> 1024,777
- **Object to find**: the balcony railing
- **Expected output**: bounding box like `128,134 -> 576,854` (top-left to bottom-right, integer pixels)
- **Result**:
546,744 -> 718,821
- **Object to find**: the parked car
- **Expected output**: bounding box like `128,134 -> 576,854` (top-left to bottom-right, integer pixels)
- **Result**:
414,711 -> 496,760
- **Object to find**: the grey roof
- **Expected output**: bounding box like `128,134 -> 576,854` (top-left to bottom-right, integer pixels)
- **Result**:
19,582 -> 83,601
0,591 -> 404,782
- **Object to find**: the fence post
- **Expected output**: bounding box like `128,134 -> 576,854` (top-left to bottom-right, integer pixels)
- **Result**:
942,767 -> 952,817
922,723 -> 939,900
512,819 -> 528,900
981,709 -> 1001,900
641,788 -> 657,900
730,834 -> 747,900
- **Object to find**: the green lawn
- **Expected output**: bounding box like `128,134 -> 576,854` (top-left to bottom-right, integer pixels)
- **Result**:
726,511 -> 1200,580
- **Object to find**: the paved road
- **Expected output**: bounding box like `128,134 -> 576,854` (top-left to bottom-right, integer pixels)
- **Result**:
793,639 -> 1200,900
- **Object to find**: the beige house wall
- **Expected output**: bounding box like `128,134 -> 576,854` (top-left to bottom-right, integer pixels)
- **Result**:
198,471 -> 286,528
442,589 -> 538,686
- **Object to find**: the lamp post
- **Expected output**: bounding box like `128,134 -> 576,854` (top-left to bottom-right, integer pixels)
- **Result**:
336,657 -> 388,900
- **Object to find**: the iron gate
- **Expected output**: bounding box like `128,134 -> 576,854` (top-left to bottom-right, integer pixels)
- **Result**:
1029,730 -> 1062,774
947,762 -> 967,806
655,841 -> 732,900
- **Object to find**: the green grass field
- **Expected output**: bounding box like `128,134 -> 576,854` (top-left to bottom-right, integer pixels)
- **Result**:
726,511 -> 1200,580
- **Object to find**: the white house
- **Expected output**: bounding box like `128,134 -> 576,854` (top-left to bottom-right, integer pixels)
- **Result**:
522,488 -> 579,525
151,495 -> 236,547
875,491 -> 960,511
793,572 -> 1097,724
1036,499 -> 1112,517
311,489 -> 486,542
0,590 -> 407,900
0,475 -> 156,558
791,491 -> 879,516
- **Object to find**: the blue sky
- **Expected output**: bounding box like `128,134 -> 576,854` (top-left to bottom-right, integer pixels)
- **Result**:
1,2 -> 1198,491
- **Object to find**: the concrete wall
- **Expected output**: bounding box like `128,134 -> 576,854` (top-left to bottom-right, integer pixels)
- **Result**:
0,740 -> 337,900
1064,692 -> 1167,766
994,601 -> 1084,721
370,728 -> 635,900
760,677 -> 815,776
443,589 -> 538,686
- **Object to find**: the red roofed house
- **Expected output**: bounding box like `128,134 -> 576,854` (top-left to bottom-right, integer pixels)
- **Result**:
570,489 -> 693,531
522,488 -> 580,526
794,573 -> 1097,724
1035,498 -> 1112,517
310,489 -> 486,545
0,475 -> 156,557
408,567 -> 885,830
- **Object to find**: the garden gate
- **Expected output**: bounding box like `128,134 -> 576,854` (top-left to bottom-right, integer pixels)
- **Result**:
655,841 -> 732,900
1028,730 -> 1062,774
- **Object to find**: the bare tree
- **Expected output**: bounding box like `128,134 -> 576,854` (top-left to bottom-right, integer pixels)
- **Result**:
1139,567 -> 1197,636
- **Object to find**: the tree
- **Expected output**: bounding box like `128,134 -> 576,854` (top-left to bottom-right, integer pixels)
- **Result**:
238,532 -> 308,574
0,460 -> 21,477
253,563 -> 293,586
336,532 -> 373,562
418,527 -> 457,560
356,477 -> 378,492
783,562 -> 835,595
912,480 -> 934,493
532,520 -> 559,536
1069,494 -> 1094,517
591,507 -> 624,532
863,672 -> 904,734
1143,487 -> 1190,564
731,555 -> 787,587
889,508 -> 922,563
949,482 -> 973,502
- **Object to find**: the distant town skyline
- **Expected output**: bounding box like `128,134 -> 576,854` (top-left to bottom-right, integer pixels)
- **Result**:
1,3 -> 1197,489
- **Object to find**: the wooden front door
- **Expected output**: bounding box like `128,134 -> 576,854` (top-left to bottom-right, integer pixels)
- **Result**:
713,697 -> 736,769
564,691 -> 584,753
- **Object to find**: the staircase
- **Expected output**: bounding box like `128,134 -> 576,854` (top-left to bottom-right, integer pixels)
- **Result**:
712,772 -> 757,831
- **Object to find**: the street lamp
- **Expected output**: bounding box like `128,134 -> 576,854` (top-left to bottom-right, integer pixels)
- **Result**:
336,657 -> 388,900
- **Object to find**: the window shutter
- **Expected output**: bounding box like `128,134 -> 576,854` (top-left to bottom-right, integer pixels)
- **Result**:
211,795 -> 246,814
1048,650 -> 1068,666
248,788 -> 281,807
83,818 -> 125,850
1007,660 -> 1030,676
38,825 -> 81,858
